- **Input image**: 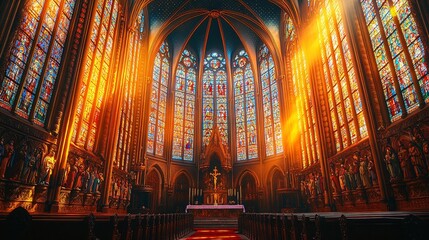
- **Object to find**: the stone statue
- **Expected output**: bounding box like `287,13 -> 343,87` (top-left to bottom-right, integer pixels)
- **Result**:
423,141 -> 429,172
210,166 -> 221,190
409,143 -> 426,177
384,146 -> 401,181
359,160 -> 370,188
9,142 -> 27,181
398,144 -> 413,180
0,138 -> 4,171
0,140 -> 14,179
40,150 -> 55,185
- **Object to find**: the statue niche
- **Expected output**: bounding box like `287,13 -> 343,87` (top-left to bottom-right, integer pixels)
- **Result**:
199,127 -> 231,205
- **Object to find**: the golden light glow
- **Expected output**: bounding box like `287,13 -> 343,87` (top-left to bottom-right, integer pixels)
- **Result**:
284,107 -> 300,145
390,6 -> 397,17
299,19 -> 321,64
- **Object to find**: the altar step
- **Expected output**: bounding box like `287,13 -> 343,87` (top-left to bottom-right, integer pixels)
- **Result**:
193,218 -> 238,229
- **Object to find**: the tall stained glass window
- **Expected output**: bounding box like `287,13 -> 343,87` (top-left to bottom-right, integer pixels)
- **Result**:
360,0 -> 429,121
0,0 -> 77,126
172,49 -> 197,161
72,0 -> 119,151
259,45 -> 283,157
233,50 -> 258,161
317,0 -> 367,151
147,42 -> 169,156
203,52 -> 228,145
113,10 -> 144,171
291,47 -> 320,168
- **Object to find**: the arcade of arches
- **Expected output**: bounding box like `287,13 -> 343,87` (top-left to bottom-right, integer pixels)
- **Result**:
0,0 -> 429,216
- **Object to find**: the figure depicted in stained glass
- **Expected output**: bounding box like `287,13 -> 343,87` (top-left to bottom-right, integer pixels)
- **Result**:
360,0 -> 429,120
172,49 -> 196,160
0,0 -> 77,125
147,42 -> 170,156
203,52 -> 228,145
233,50 -> 258,160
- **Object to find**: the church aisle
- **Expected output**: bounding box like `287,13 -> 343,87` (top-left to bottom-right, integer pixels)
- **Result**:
182,229 -> 248,240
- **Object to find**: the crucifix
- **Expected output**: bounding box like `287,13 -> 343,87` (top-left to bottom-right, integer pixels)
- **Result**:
210,166 -> 221,190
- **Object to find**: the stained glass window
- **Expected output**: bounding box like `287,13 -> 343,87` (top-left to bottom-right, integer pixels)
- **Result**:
285,14 -> 296,45
172,49 -> 197,161
317,0 -> 368,152
259,44 -> 283,157
360,0 -> 429,121
233,50 -> 258,161
291,47 -> 320,168
203,52 -> 228,145
147,42 -> 169,156
72,0 -> 119,151
113,10 -> 144,171
0,0 -> 76,126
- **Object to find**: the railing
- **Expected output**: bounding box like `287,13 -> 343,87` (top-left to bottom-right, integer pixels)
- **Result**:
239,212 -> 429,240
0,207 -> 193,240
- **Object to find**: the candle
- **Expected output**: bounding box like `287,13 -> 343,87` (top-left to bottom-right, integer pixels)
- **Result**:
188,187 -> 191,203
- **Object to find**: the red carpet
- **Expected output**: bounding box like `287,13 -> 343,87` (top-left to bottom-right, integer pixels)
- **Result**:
185,229 -> 243,239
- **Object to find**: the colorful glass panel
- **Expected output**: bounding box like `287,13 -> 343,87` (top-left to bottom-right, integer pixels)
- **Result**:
147,42 -> 170,156
172,49 -> 197,161
259,45 -> 283,157
233,50 -> 258,161
71,0 -> 118,151
317,0 -> 368,152
0,0 -> 76,125
291,44 -> 320,168
360,0 -> 429,121
113,10 -> 144,170
203,52 -> 228,146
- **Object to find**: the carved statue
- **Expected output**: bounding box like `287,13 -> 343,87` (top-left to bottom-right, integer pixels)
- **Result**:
367,157 -> 377,186
64,157 -> 78,188
384,146 -> 401,181
398,144 -> 414,180
0,140 -> 13,179
9,142 -> 27,181
92,171 -> 103,194
0,138 -> 4,174
423,141 -> 429,172
409,143 -> 426,177
210,166 -> 221,190
359,160 -> 370,188
21,148 -> 38,184
40,150 -> 55,185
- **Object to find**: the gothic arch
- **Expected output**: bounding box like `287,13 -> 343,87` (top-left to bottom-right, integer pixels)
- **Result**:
236,169 -> 260,189
146,164 -> 165,211
266,166 -> 286,212
171,170 -> 194,187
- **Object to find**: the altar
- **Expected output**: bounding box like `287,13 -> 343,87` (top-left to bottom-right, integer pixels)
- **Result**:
186,204 -> 245,219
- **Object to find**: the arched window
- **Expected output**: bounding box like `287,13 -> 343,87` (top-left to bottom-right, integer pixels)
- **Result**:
359,0 -> 429,121
285,13 -> 320,168
172,49 -> 197,161
0,0 -> 77,126
317,0 -> 368,152
113,10 -> 144,171
147,42 -> 169,156
259,44 -> 283,157
292,48 -> 320,168
72,0 -> 119,151
203,52 -> 228,145
233,50 -> 258,161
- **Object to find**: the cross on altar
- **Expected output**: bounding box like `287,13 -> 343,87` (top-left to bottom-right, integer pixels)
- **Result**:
210,166 -> 221,190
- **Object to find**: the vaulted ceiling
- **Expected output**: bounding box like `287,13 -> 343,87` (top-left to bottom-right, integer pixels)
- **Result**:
130,0 -> 299,64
